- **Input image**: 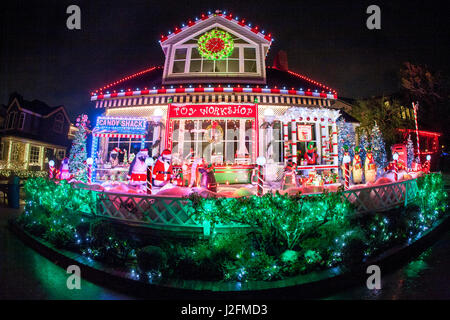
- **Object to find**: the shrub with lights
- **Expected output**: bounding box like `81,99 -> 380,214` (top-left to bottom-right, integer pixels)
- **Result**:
15,173 -> 448,282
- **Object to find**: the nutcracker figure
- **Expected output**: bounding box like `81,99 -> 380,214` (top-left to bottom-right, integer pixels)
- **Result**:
352,146 -> 363,184
364,146 -> 377,183
198,160 -> 217,192
152,149 -> 173,187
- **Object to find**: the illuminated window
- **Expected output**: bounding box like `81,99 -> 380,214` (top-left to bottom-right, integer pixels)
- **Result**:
18,113 -> 25,130
29,146 -> 40,164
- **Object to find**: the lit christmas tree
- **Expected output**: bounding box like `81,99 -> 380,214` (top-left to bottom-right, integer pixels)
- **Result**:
358,130 -> 370,164
337,119 -> 356,163
69,114 -> 89,181
337,119 -> 356,178
371,121 -> 388,173
406,134 -> 414,169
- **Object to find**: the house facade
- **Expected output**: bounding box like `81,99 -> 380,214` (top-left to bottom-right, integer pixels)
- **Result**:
0,93 -> 72,171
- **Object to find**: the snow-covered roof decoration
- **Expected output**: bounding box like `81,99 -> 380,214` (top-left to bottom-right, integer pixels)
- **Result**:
278,107 -> 341,123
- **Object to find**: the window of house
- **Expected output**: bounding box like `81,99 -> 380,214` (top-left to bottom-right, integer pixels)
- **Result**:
18,113 -> 25,130
244,48 -> 257,73
56,149 -> 65,160
172,48 -> 187,73
29,146 -> 40,164
7,112 -> 17,129
11,143 -> 21,161
54,113 -> 64,133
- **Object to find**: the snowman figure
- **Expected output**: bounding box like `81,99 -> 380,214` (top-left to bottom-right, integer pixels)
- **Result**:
152,149 -> 173,187
128,149 -> 149,185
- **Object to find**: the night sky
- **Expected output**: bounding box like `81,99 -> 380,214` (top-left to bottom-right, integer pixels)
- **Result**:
1,0 -> 449,120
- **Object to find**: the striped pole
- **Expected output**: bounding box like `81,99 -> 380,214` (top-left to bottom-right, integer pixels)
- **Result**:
147,166 -> 152,194
87,165 -> 92,184
393,152 -> 399,181
291,119 -> 297,164
257,165 -> 264,196
256,156 -> 266,196
343,154 -> 351,189
344,163 -> 350,189
412,102 -> 421,162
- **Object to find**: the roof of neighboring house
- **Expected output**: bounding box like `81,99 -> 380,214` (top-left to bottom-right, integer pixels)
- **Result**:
338,109 -> 360,124
7,92 -> 63,116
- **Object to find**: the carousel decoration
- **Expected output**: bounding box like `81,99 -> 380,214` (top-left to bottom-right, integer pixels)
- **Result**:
197,29 -> 234,60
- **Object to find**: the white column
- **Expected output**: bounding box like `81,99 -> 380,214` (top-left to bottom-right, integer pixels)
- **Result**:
237,119 -> 247,156
321,122 -> 328,164
291,119 -> 297,163
332,121 -> 338,169
178,119 -> 185,160
315,121 -> 321,161
283,121 -> 289,164
267,125 -> 273,160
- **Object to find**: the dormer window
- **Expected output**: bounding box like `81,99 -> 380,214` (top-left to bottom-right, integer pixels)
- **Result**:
160,16 -> 271,85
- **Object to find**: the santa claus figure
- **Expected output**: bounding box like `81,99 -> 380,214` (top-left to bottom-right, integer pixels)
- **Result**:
352,146 -> 363,184
110,147 -> 121,168
59,157 -> 71,180
305,142 -> 318,165
364,146 -> 377,183
152,149 -> 173,187
128,149 -> 149,185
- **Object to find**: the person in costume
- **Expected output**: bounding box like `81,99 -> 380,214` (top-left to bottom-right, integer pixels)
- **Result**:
152,149 -> 173,187
352,146 -> 363,184
305,142 -> 318,165
128,149 -> 149,185
59,157 -> 71,180
364,145 -> 377,183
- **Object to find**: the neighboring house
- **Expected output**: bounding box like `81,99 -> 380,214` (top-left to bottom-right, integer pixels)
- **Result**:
0,92 -> 71,171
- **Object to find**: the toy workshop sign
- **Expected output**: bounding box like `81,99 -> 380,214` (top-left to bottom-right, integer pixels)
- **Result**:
168,104 -> 257,118
95,116 -> 147,130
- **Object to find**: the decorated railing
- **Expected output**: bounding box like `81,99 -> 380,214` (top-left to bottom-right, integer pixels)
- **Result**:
75,178 -> 419,235
341,178 -> 419,214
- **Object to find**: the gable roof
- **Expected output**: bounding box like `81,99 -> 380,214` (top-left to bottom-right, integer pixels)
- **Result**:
6,92 -> 70,123
159,10 -> 272,52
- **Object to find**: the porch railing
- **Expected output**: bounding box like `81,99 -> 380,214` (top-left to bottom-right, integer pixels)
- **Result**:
75,178 -> 419,235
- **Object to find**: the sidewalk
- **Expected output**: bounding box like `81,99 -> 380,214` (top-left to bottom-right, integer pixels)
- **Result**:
0,205 -> 132,299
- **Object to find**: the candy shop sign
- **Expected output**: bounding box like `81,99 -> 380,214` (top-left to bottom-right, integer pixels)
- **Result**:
169,104 -> 257,118
96,117 -> 147,130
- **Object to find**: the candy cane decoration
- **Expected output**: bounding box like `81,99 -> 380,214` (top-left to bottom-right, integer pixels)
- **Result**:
86,158 -> 93,184
393,152 -> 399,181
256,157 -> 266,196
48,160 -> 56,179
145,158 -> 155,194
343,154 -> 351,189
412,102 -> 421,162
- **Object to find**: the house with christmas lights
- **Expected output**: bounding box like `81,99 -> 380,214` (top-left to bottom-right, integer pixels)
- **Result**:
0,93 -> 71,172
89,10 -> 348,185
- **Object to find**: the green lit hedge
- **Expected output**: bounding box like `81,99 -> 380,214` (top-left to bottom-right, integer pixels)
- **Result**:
16,174 -> 448,282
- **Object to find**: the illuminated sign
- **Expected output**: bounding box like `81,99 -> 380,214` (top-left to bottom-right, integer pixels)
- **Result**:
168,104 -> 257,118
95,116 -> 147,130
297,124 -> 312,141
